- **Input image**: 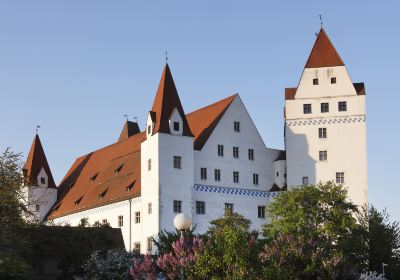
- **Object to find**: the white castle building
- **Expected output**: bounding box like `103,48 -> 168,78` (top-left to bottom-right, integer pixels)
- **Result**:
22,28 -> 367,253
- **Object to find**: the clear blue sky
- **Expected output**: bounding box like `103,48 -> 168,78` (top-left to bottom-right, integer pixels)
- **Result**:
1,1 -> 399,220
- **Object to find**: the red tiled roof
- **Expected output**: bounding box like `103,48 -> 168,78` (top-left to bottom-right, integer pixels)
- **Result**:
285,88 -> 297,100
151,64 -> 193,137
23,135 -> 56,188
305,28 -> 344,68
118,121 -> 140,142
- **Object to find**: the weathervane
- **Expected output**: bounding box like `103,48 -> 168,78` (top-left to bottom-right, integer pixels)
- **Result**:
165,51 -> 168,64
319,14 -> 323,28
124,114 -> 128,121
133,117 -> 138,123
35,125 -> 41,134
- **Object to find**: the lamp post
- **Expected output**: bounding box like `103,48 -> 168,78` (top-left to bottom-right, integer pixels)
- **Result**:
173,213 -> 192,280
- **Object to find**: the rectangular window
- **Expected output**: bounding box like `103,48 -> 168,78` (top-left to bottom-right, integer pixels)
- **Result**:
214,169 -> 221,181
196,201 -> 206,214
148,159 -> 151,171
234,121 -> 240,132
147,237 -> 152,252
134,242 -> 141,252
40,177 -> 46,184
303,104 -> 312,114
336,172 -> 345,184
148,203 -> 152,214
302,176 -> 309,185
225,203 -> 233,214
118,215 -> 123,227
338,101 -> 347,112
248,149 -> 254,160
233,147 -> 239,158
35,204 -> 40,211
173,156 -> 182,169
331,77 -> 337,84
173,200 -> 182,213
321,102 -> 329,113
135,212 -> 141,224
319,151 -> 328,161
258,206 -> 266,219
173,122 -> 180,131
253,174 -> 259,185
102,219 -> 108,225
313,78 -> 319,85
147,125 -> 151,135
276,172 -> 279,177
318,128 -> 327,138
200,168 -> 207,180
233,171 -> 239,183
218,145 -> 224,157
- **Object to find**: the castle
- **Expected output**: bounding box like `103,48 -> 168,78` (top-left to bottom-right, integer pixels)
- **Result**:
21,28 -> 368,253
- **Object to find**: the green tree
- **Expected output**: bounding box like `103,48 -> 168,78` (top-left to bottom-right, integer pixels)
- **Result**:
153,226 -> 196,255
194,212 -> 263,280
261,182 -> 368,279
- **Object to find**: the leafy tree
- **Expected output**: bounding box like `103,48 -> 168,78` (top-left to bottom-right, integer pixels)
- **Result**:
262,182 -> 368,279
130,254 -> 157,280
153,226 -> 196,255
193,212 -> 263,280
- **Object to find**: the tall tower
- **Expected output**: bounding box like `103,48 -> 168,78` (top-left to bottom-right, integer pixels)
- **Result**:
140,64 -> 194,253
284,28 -> 367,206
22,134 -> 57,221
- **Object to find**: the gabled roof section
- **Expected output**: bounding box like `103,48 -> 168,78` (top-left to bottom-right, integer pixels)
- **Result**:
151,64 -> 193,137
305,28 -> 344,68
23,134 -> 56,188
118,121 -> 140,142
186,94 -> 237,150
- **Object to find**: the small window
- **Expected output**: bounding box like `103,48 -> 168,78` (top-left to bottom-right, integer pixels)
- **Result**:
214,169 -> 221,181
102,219 -> 108,225
173,156 -> 182,169
35,204 -> 40,211
233,171 -> 239,183
147,237 -> 152,252
276,172 -> 279,177
303,104 -> 312,114
331,77 -> 337,84
118,216 -> 123,227
173,200 -> 182,213
248,149 -> 254,161
74,196 -> 83,206
233,147 -> 239,158
148,203 -> 152,214
258,206 -> 266,219
196,201 -> 205,214
302,176 -> 309,185
319,128 -> 327,139
147,125 -> 151,135
114,164 -> 123,175
134,242 -> 141,252
126,182 -> 134,192
173,122 -> 180,131
40,177 -> 46,184
225,203 -> 233,214
313,78 -> 319,85
319,151 -> 328,161
321,102 -> 329,113
336,172 -> 345,184
148,159 -> 151,171
218,145 -> 224,157
135,212 -> 141,224
69,180 -> 76,189
234,121 -> 240,132
284,173 -> 287,179
200,168 -> 207,180
90,173 -> 98,182
99,189 -> 108,200
253,174 -> 259,185
338,101 -> 347,112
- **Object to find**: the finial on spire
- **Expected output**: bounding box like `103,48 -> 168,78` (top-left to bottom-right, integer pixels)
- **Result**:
165,51 -> 168,64
124,114 -> 128,121
35,125 -> 41,135
319,14 -> 323,28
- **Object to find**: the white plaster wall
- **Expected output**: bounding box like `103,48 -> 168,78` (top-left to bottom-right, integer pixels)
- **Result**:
274,160 -> 286,188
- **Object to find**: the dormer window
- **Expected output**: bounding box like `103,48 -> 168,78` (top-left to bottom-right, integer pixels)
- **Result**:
90,173 -> 98,182
114,164 -> 123,175
313,78 -> 319,85
70,180 -> 76,189
173,122 -> 180,131
99,189 -> 108,200
54,203 -> 61,211
74,196 -> 83,206
126,182 -> 135,192
40,177 -> 46,184
169,108 -> 183,135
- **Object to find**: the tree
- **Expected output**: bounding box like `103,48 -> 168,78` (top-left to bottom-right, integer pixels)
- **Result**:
153,227 -> 197,256
193,212 -> 263,280
261,182 -> 368,279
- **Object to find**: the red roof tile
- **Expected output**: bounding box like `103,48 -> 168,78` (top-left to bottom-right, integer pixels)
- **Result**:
285,88 -> 297,100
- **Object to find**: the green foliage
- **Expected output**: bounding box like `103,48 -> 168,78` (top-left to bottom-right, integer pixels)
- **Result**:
153,226 -> 196,255
193,212 -> 263,280
261,182 -> 368,279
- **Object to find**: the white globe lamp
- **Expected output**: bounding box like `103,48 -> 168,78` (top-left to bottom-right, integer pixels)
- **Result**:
173,213 -> 192,231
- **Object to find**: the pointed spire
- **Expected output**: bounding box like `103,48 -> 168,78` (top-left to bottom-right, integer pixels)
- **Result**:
23,134 -> 56,188
118,120 -> 140,142
150,64 -> 193,137
305,28 -> 344,68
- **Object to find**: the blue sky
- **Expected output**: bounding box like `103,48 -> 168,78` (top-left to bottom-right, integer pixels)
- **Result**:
1,1 -> 399,220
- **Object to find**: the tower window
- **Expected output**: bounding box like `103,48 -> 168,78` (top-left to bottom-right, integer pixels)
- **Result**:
248,149 -> 254,160
35,204 -> 40,211
225,203 -> 233,214
147,237 -> 152,252
135,212 -> 141,223
147,125 -> 151,135
319,151 -> 328,161
148,203 -> 152,214
201,168 -> 207,180
258,206 -> 266,219
148,159 -> 151,171
303,104 -> 312,114
321,103 -> 329,113
214,169 -> 221,181
173,156 -> 182,169
234,121 -> 240,132
233,147 -> 239,158
218,145 -> 224,157
40,177 -> 46,184
338,101 -> 347,112
302,176 -> 309,185
331,77 -> 337,84
173,122 -> 180,131
233,171 -> 239,183
196,201 -> 206,214
118,216 -> 123,227
313,78 -> 319,85
253,174 -> 259,185
173,200 -> 182,213
336,172 -> 345,184
318,128 -> 327,138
